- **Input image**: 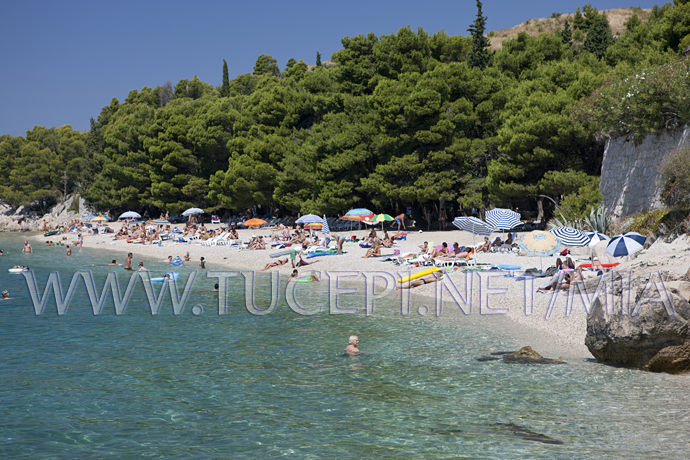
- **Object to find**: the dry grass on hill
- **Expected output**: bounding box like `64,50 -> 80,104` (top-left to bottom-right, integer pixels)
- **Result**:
489,7 -> 651,50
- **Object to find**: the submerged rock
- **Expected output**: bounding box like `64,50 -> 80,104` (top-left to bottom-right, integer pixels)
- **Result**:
585,271 -> 690,374
502,346 -> 565,365
475,356 -> 501,362
492,423 -> 564,445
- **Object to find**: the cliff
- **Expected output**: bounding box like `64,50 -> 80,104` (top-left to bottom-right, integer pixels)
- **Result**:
600,126 -> 690,219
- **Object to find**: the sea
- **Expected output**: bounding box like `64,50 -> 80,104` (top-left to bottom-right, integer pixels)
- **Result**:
1,233 -> 688,459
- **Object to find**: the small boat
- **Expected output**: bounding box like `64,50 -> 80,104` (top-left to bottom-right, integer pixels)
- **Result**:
8,267 -> 29,273
43,231 -> 59,237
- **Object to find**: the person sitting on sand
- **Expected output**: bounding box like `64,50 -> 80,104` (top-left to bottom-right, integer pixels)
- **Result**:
1,289 -> 10,300
296,243 -> 314,267
396,271 -> 443,290
344,335 -> 360,356
382,231 -> 393,248
263,258 -> 288,270
565,257 -> 575,270
505,234 -> 514,246
362,243 -> 382,258
108,259 -> 119,266
493,236 -> 503,247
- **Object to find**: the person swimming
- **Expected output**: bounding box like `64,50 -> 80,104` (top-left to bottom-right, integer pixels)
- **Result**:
344,335 -> 360,355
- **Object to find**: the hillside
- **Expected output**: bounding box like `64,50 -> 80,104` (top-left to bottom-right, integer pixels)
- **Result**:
489,7 -> 651,50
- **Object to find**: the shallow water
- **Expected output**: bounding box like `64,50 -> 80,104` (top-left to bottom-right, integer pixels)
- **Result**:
1,234 -> 688,458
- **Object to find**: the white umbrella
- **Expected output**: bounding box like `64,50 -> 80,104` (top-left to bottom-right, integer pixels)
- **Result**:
453,217 -> 493,265
295,214 -> 323,225
485,208 -> 521,230
550,226 -> 589,247
182,207 -> 204,216
606,232 -> 646,258
586,232 -> 609,247
119,211 -> 141,219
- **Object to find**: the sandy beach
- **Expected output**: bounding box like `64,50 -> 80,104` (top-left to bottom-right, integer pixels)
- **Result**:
34,223 -> 688,360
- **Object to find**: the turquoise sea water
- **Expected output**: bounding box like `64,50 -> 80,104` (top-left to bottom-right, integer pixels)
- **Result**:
1,233 -> 689,458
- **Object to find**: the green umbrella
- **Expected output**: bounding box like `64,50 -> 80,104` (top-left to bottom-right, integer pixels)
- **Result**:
372,213 -> 394,231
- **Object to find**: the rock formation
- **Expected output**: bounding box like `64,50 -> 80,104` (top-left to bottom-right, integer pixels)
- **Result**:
585,270 -> 690,373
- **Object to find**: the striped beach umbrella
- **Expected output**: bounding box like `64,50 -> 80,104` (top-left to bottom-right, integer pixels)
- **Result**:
295,214 -> 324,225
606,232 -> 646,258
550,226 -> 589,247
119,211 -> 141,219
453,217 -> 494,236
453,217 -> 493,265
485,208 -> 521,230
341,208 -> 374,221
321,215 -> 330,234
586,232 -> 609,247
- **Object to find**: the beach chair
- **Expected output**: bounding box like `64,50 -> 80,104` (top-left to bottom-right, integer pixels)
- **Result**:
211,215 -> 221,224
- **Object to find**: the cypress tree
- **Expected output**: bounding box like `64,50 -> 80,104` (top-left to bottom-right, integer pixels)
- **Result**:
467,0 -> 491,69
316,51 -> 322,66
220,59 -> 230,97
584,14 -> 614,59
561,18 -> 572,45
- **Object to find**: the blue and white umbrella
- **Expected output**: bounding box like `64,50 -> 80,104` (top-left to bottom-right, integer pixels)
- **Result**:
606,232 -> 646,258
119,211 -> 141,219
550,226 -> 589,247
452,217 -> 494,236
586,232 -> 609,247
453,217 -> 493,265
182,207 -> 204,216
485,208 -> 521,230
321,215 -> 330,234
295,214 -> 323,225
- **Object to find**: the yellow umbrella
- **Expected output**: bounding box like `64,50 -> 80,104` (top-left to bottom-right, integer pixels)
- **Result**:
519,230 -> 560,256
90,216 -> 108,222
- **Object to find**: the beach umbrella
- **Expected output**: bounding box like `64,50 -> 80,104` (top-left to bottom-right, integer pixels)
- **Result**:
83,214 -> 96,220
90,216 -> 108,222
295,214 -> 324,225
550,226 -> 589,247
485,208 -> 521,230
304,222 -> 323,230
371,213 -> 394,230
606,232 -> 646,258
341,208 -> 374,221
321,215 -> 330,234
242,218 -> 267,227
586,232 -> 609,247
182,207 -> 204,216
119,211 -> 141,219
519,230 -> 560,271
453,217 -> 494,265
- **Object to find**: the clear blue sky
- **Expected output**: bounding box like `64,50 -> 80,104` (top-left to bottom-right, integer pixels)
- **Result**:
1,0 -> 662,136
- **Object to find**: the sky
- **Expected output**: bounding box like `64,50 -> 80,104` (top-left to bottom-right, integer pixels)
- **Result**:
1,0 -> 664,136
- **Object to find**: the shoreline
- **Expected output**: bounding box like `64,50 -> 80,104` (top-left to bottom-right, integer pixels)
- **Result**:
26,225 -> 690,360
27,225 -> 615,359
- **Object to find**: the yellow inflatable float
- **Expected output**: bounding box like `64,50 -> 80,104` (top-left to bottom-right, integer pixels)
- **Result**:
397,266 -> 440,283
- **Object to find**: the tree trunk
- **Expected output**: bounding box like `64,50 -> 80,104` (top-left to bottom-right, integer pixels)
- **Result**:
537,197 -> 544,224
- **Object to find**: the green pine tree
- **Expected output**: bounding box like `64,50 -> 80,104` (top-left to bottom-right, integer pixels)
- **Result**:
316,51 -> 322,66
584,14 -> 614,59
573,7 -> 585,30
561,18 -> 572,45
467,0 -> 491,69
220,59 -> 230,97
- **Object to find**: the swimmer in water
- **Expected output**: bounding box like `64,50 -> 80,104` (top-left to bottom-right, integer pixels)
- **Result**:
108,259 -> 119,266
1,290 -> 10,300
344,335 -> 360,355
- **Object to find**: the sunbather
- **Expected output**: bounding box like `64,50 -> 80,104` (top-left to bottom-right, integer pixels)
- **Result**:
477,237 -> 491,253
396,271 -> 443,289
263,258 -> 288,270
362,243 -> 382,258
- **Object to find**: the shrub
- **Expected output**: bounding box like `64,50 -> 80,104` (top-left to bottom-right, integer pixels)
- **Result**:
660,146 -> 690,208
